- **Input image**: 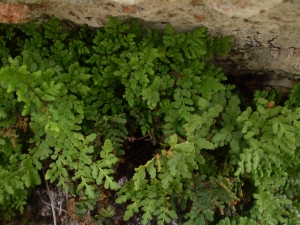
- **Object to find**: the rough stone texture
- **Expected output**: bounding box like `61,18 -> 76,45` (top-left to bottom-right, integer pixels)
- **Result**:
203,0 -> 283,18
1,0 -> 300,83
0,2 -> 46,23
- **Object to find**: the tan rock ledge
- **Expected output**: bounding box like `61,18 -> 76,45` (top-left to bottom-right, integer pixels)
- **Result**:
1,0 -> 300,83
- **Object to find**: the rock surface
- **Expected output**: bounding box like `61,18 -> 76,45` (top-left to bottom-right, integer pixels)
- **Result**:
1,0 -> 300,83
0,2 -> 46,23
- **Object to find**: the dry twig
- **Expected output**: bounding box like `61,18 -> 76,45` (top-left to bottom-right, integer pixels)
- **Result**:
43,170 -> 57,225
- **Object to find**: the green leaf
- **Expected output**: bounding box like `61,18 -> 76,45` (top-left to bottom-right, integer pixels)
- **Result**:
133,166 -> 146,190
85,133 -> 96,143
173,142 -> 194,153
197,97 -> 209,110
244,131 -> 256,140
146,159 -> 156,179
168,134 -> 178,147
5,186 -> 14,195
100,139 -> 114,158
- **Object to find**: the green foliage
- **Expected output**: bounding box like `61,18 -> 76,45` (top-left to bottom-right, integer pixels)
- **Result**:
286,81 -> 300,108
0,16 -> 299,225
217,216 -> 256,225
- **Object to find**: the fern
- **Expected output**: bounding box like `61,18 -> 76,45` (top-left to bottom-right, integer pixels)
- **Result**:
116,134 -> 197,225
286,81 -> 300,108
217,216 -> 256,225
0,16 -> 300,225
183,175 -> 240,225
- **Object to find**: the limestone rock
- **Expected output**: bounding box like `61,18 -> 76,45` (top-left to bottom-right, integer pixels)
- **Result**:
0,2 -> 45,23
0,0 -> 300,82
203,0 -> 283,18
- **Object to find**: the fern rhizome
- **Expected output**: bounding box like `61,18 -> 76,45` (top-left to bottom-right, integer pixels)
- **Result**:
0,16 -> 299,224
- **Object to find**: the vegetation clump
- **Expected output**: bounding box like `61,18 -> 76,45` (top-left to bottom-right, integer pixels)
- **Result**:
0,16 -> 299,224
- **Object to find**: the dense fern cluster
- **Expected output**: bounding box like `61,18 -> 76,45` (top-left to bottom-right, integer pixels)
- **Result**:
0,16 -> 299,224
